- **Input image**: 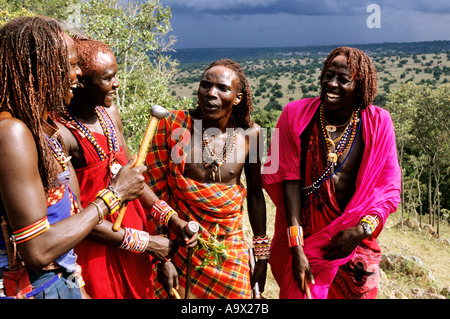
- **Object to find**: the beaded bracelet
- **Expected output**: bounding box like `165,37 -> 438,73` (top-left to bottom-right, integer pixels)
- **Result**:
96,188 -> 120,215
287,226 -> 304,247
119,227 -> 150,253
253,235 -> 270,260
151,200 -> 178,227
360,215 -> 379,230
12,216 -> 50,245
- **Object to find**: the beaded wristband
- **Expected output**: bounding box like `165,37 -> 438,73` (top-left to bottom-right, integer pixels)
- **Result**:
360,215 -> 379,230
151,200 -> 178,227
253,235 -> 270,260
287,226 -> 304,247
120,227 -> 150,253
96,188 -> 120,215
12,216 -> 50,245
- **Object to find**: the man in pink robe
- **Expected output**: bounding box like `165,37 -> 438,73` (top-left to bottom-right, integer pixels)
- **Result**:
262,47 -> 401,299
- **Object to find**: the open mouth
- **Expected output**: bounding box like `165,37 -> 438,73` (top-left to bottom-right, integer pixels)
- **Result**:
326,92 -> 340,102
69,83 -> 79,94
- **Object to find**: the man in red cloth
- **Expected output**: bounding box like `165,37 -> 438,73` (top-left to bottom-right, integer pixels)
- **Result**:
262,47 -> 401,299
57,37 -> 191,298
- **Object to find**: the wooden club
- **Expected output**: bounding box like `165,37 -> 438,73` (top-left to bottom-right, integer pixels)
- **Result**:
112,104 -> 167,232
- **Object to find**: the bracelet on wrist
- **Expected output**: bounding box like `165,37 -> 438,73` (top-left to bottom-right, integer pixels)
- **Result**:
96,187 -> 121,215
253,234 -> 270,260
287,226 -> 304,247
119,227 -> 150,253
90,201 -> 105,224
359,215 -> 379,236
151,200 -> 178,227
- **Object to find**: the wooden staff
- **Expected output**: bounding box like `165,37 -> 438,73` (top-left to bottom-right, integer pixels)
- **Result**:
112,105 -> 167,232
184,221 -> 199,299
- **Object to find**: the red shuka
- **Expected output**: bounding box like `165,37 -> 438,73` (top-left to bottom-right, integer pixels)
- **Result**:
64,123 -> 154,299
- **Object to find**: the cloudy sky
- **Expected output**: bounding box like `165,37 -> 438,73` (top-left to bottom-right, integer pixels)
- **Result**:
160,0 -> 450,49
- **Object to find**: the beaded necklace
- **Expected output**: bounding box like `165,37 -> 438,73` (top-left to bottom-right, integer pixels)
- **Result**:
62,106 -> 120,161
302,104 -> 360,197
44,132 -> 71,171
202,117 -> 237,182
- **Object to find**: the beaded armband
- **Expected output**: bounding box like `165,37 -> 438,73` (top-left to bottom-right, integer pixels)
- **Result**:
287,226 -> 304,247
12,216 -> 50,245
119,227 -> 150,253
151,200 -> 178,227
253,235 -> 270,260
96,187 -> 121,215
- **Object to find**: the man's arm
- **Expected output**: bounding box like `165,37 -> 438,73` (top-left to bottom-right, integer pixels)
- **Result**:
244,124 -> 268,292
0,119 -> 101,270
282,179 -> 314,293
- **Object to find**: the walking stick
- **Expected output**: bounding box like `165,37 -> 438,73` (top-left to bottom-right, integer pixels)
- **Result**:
184,221 -> 199,299
112,105 -> 167,232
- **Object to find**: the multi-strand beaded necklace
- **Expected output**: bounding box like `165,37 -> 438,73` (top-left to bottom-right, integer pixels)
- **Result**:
62,106 -> 121,174
44,132 -> 71,171
302,104 -> 360,197
202,117 -> 237,182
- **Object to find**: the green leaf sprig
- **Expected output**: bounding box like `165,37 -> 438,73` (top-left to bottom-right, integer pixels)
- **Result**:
195,224 -> 230,270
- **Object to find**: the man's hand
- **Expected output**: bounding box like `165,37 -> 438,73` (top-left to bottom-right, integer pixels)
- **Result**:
250,259 -> 268,293
146,235 -> 178,260
322,225 -> 367,260
291,245 -> 314,293
168,215 -> 198,248
157,261 -> 179,298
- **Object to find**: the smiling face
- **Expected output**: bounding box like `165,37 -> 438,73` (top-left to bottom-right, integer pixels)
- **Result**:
197,65 -> 243,126
63,33 -> 82,106
320,54 -> 357,115
85,51 -> 119,108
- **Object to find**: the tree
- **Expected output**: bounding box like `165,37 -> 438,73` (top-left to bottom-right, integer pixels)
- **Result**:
1,0 -> 192,152
73,0 -> 192,151
386,83 -> 450,234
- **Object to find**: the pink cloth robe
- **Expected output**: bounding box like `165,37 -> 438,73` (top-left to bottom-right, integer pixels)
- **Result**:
261,97 -> 401,299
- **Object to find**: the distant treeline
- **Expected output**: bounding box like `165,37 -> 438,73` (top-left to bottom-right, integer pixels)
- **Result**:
168,41 -> 450,65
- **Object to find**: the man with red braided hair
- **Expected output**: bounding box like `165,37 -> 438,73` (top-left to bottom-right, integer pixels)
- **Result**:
144,59 -> 268,299
262,47 -> 401,299
57,37 -> 195,298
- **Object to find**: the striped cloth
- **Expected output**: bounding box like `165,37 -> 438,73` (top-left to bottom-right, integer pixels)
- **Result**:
145,110 -> 251,299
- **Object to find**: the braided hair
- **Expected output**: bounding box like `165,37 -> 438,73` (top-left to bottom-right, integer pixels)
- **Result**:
72,36 -> 113,78
193,58 -> 254,129
320,47 -> 378,109
0,16 -> 70,190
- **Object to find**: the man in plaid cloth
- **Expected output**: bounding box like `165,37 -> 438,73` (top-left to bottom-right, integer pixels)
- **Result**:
144,59 -> 268,299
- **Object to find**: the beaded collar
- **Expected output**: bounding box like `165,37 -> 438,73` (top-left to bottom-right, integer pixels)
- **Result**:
62,106 -> 120,161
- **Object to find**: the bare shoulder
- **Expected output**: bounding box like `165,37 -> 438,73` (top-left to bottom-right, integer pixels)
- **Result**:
0,116 -> 35,148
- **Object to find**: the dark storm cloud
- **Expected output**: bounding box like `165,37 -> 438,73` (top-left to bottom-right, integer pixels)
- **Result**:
163,0 -> 450,16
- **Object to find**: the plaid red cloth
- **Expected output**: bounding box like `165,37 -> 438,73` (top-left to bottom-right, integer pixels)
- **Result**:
145,110 -> 251,299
